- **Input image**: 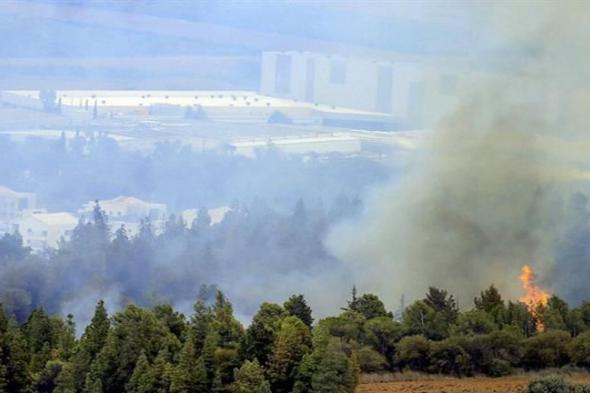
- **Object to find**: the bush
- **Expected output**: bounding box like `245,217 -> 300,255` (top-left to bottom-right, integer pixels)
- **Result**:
522,330 -> 571,370
357,345 -> 388,373
396,336 -> 430,371
522,375 -> 570,393
522,375 -> 590,393
486,358 -> 513,377
453,310 -> 497,335
569,331 -> 590,368
428,338 -> 471,376
460,329 -> 522,376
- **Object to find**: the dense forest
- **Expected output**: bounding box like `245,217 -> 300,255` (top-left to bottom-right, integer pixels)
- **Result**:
2,205 -> 590,391
0,197 -> 361,325
4,280 -> 590,392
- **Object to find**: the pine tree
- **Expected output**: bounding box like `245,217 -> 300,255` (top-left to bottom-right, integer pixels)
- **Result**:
152,349 -> 173,393
190,300 -> 214,354
284,295 -> 314,329
243,303 -> 286,366
126,352 -> 155,393
72,300 -> 110,391
268,316 -> 312,393
5,329 -> 32,392
230,360 -> 271,393
424,287 -> 459,325
170,335 -> 208,393
54,362 -> 76,393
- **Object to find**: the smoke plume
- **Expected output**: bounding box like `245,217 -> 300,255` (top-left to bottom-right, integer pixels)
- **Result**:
328,2 -> 590,307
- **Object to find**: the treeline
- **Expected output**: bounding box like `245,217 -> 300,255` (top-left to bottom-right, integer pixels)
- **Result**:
0,198 -> 356,323
344,285 -> 590,377
5,285 -> 590,393
0,291 -> 360,393
5,284 -> 590,392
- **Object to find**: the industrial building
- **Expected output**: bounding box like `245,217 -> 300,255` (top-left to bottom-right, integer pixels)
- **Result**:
260,51 -> 467,128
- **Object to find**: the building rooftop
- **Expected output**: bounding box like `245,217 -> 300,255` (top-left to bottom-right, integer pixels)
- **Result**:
28,212 -> 78,227
0,185 -> 33,198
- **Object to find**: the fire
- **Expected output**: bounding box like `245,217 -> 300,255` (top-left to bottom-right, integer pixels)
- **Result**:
519,264 -> 551,331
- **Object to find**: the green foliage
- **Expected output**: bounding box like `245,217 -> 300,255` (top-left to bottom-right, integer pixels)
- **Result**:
153,304 -> 186,340
2,327 -> 31,392
363,316 -> 403,366
268,316 -> 312,393
402,301 -> 448,340
72,300 -> 110,391
424,287 -> 459,325
569,331 -> 590,367
126,352 -> 155,393
8,283 -> 590,392
428,338 -> 471,376
396,335 -> 431,371
293,333 -> 357,393
522,375 -> 590,393
284,295 -> 314,328
356,345 -> 387,373
474,285 -> 505,324
35,360 -> 65,393
474,285 -> 504,313
522,330 -> 571,370
347,293 -> 390,320
454,310 -> 497,335
320,311 -> 365,343
503,301 -> 537,337
87,304 -> 181,393
190,299 -> 214,355
230,360 -> 270,393
53,362 -> 75,393
310,338 -> 356,393
243,303 -> 286,366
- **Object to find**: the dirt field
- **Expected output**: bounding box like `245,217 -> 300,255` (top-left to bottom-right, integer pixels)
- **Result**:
358,375 -> 590,393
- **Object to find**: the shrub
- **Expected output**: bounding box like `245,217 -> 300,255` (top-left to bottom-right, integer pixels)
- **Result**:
522,330 -> 571,370
428,338 -> 471,376
522,375 -> 570,393
396,335 -> 430,371
453,310 -> 497,335
569,331 -> 590,368
522,375 -> 590,393
357,345 -> 388,373
486,358 -> 513,377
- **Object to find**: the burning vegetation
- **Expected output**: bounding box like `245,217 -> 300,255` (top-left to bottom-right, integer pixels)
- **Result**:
519,264 -> 551,331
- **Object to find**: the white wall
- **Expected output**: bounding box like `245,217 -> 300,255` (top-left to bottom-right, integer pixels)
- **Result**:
312,56 -> 380,112
18,216 -> 76,250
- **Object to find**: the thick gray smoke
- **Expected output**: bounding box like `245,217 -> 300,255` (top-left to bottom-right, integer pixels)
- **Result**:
327,2 -> 590,307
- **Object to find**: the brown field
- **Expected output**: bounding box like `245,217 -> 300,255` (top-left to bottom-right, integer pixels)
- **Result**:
358,375 -> 590,393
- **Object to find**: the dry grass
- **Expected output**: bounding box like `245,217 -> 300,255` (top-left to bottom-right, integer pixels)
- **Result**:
358,372 -> 590,393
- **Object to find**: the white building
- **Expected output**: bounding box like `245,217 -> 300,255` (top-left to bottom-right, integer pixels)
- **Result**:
80,196 -> 167,222
0,90 -> 44,111
17,211 -> 78,251
260,51 -> 468,128
0,186 -> 36,233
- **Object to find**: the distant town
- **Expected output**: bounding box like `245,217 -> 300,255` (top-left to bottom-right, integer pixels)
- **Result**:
0,186 -> 230,252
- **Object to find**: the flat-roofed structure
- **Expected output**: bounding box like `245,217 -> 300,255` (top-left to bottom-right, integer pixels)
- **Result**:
17,211 -> 78,250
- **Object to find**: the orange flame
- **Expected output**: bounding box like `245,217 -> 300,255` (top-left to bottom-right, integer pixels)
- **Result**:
519,264 -> 550,331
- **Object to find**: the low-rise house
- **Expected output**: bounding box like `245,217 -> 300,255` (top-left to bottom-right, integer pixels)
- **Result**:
17,211 -> 78,251
0,186 -> 36,233
80,196 -> 167,222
